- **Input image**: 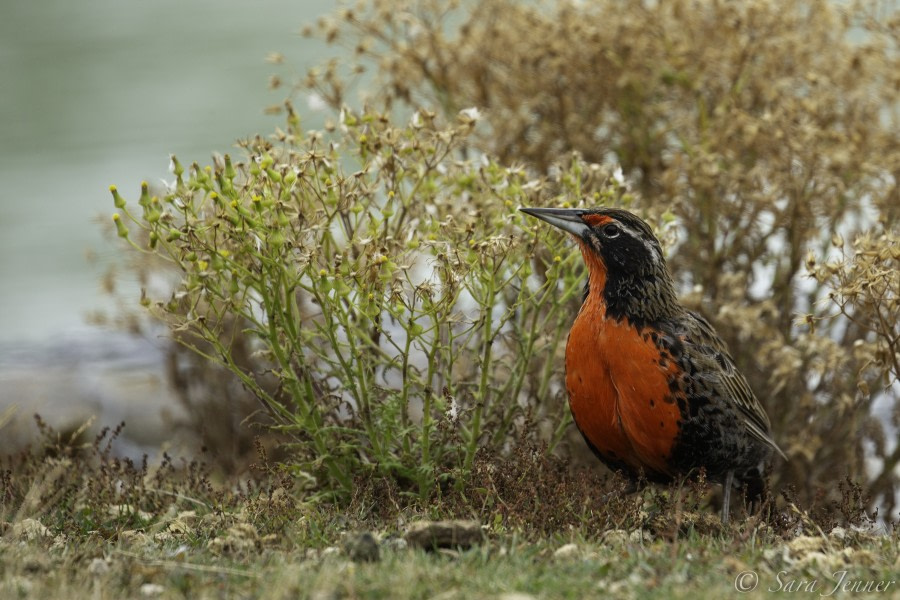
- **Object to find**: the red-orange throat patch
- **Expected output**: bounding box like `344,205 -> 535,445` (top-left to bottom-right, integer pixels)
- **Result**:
576,239 -> 608,294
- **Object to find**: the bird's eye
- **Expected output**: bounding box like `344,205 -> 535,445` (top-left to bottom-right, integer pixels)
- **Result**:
602,223 -> 621,238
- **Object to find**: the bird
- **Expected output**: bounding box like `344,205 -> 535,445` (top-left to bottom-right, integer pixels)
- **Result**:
520,206 -> 786,523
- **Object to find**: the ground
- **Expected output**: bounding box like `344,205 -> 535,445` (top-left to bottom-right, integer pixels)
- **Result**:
2,510 -> 897,599
1,431 -> 896,599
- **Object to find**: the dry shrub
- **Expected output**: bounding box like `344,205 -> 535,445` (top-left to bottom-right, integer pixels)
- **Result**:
0,416 -> 874,544
0,417 -> 222,535
299,0 -> 900,515
467,443 -> 642,536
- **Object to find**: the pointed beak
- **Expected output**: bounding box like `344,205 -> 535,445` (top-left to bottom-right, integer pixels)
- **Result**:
519,207 -> 590,239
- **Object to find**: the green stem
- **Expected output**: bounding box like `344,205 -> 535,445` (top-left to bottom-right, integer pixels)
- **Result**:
464,274 -> 496,473
400,319 -> 414,455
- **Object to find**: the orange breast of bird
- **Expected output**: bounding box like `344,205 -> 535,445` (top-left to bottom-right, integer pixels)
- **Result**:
565,244 -> 683,479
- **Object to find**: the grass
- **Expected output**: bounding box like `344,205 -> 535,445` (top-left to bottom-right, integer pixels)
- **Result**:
2,510 -> 898,599
1,421 -> 897,599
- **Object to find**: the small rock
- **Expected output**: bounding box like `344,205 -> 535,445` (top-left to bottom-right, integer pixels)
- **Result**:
320,546 -> 341,558
629,529 -> 651,544
50,534 -> 68,552
176,510 -> 198,523
120,530 -> 154,549
599,579 -> 631,596
675,511 -> 721,535
166,519 -> 191,535
206,523 -> 260,556
795,551 -> 842,572
404,520 -> 483,550
5,576 -> 33,595
602,529 -> 629,547
22,556 -> 49,574
382,536 -> 408,552
167,511 -> 200,534
829,526 -> 846,541
842,548 -> 876,566
229,523 -> 259,539
787,535 -> 825,557
152,532 -> 175,544
88,558 -> 110,576
200,513 -> 226,528
267,487 -> 294,512
12,519 -> 51,541
553,543 -> 580,559
140,583 -> 165,597
343,532 -> 380,563
762,547 -> 782,563
722,556 -> 749,574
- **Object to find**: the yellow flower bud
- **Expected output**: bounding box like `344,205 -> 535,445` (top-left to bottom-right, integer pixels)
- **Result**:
112,213 -> 129,238
139,181 -> 151,207
109,185 -> 126,208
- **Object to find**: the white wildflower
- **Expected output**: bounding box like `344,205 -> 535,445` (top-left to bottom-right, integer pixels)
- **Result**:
306,93 -> 327,111
458,106 -> 482,123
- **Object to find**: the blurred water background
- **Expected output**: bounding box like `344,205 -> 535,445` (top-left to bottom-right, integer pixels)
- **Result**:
0,0 -> 335,454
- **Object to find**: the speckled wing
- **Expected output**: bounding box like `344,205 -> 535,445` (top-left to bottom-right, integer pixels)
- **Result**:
682,311 -> 787,460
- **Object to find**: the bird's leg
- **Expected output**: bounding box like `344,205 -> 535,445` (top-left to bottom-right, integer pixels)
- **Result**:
721,470 -> 734,524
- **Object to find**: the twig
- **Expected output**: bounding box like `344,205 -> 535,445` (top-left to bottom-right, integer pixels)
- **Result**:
114,550 -> 259,578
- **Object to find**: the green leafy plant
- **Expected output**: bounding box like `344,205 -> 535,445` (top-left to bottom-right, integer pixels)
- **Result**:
108,108 -> 645,500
